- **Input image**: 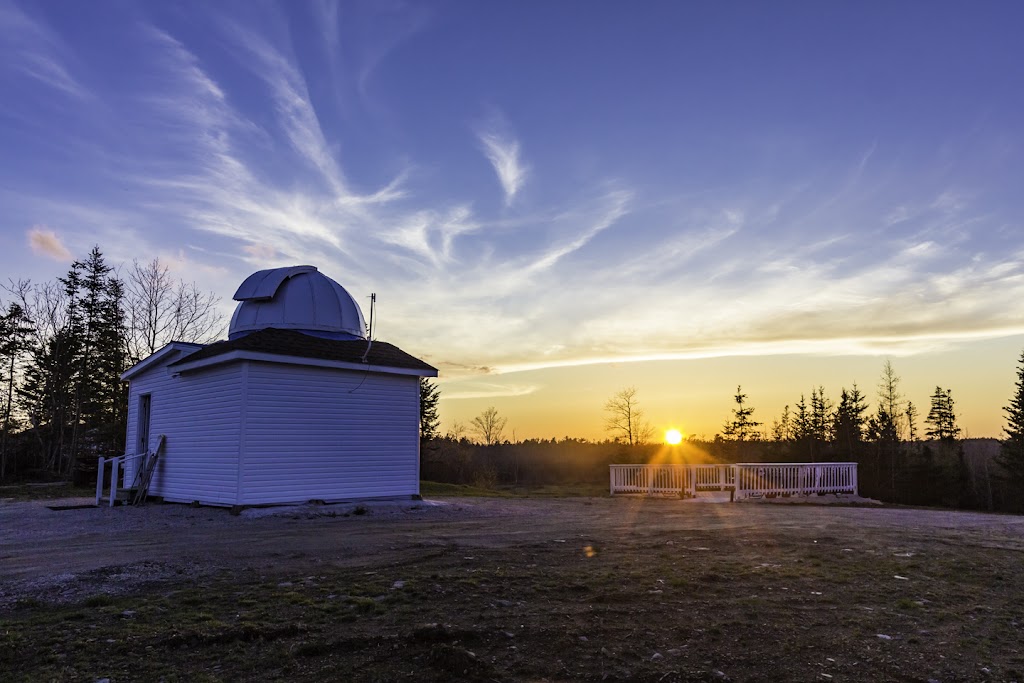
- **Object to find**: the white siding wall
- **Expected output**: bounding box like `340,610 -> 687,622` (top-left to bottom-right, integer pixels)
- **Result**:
240,361 -> 420,504
124,361 -> 244,506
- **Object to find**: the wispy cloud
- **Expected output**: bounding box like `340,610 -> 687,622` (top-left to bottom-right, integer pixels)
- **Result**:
377,205 -> 480,267
131,20 -> 411,274
525,190 -> 630,273
27,226 -> 71,261
440,381 -> 539,400
222,21 -> 348,196
3,7 -> 1022,395
0,1 -> 86,98
476,121 -> 529,206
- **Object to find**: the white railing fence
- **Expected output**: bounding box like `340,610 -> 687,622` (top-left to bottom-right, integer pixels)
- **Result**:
95,452 -> 145,507
95,435 -> 166,507
609,462 -> 857,499
609,464 -> 693,496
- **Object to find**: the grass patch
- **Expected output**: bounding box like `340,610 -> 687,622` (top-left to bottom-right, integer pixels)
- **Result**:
82,594 -> 115,608
419,481 -> 512,497
500,482 -> 609,497
3,503 -> 1023,682
7,534 -> 1020,682
0,482 -> 93,502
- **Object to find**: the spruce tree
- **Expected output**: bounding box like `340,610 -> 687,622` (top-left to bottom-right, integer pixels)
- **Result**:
419,378 -> 440,443
833,385 -> 868,460
925,386 -> 960,441
18,327 -> 81,472
771,405 -> 792,443
722,386 -> 761,442
809,386 -> 833,461
905,401 -> 919,442
996,351 -> 1024,492
792,394 -> 811,459
0,303 -> 33,480
53,246 -> 127,473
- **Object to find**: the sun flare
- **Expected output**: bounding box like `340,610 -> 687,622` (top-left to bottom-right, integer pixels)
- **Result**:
665,429 -> 683,445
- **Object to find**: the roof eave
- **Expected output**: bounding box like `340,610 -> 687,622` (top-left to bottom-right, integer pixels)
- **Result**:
121,342 -> 205,381
169,349 -> 438,378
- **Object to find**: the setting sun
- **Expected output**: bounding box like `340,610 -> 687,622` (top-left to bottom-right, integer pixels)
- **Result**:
665,428 -> 683,445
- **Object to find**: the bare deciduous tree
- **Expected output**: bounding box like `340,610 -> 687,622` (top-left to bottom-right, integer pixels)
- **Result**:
6,278 -> 76,473
471,406 -> 507,446
604,386 -> 653,445
6,278 -> 71,349
876,359 -> 905,440
447,421 -> 467,441
124,258 -> 225,363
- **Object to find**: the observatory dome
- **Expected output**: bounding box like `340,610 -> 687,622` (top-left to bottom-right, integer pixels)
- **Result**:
228,265 -> 367,340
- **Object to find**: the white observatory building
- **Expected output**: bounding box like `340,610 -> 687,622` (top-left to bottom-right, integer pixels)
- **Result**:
119,266 -> 437,507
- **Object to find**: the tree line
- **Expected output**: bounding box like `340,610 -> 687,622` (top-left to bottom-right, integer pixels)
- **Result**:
6,246 -> 1023,515
420,356 -> 1024,513
0,247 -> 223,482
706,358 -> 1024,511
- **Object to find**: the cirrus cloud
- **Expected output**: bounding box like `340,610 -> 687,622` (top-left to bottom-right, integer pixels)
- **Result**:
476,122 -> 529,206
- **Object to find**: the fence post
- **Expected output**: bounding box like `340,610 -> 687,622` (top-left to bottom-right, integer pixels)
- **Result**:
95,457 -> 105,506
108,458 -> 118,507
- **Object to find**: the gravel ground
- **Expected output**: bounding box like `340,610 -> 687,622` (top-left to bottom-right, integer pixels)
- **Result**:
4,495 -> 1024,681
3,494 -> 1023,611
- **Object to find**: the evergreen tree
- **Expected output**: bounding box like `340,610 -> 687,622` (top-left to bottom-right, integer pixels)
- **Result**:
0,303 -> 33,480
94,273 -> 128,451
419,378 -> 440,443
996,351 -> 1024,495
924,386 -> 960,441
722,386 -> 761,442
789,394 -> 812,459
17,246 -> 129,475
63,248 -> 128,464
905,401 -> 919,442
18,327 -> 81,473
832,385 -> 868,460
808,386 -> 833,461
771,405 -> 792,443
793,395 -> 809,437
866,406 -> 900,442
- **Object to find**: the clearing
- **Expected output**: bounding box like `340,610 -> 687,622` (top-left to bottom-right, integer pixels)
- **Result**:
2,492 -> 1023,681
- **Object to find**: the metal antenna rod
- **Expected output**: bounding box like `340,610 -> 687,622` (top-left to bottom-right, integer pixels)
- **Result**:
361,293 -> 376,363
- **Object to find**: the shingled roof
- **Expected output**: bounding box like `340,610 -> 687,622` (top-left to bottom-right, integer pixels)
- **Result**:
167,328 -> 436,373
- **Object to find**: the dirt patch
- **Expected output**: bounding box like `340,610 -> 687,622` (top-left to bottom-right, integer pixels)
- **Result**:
2,495 -> 1024,681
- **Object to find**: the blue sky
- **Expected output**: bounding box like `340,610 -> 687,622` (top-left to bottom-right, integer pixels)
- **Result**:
2,0 -> 1023,438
